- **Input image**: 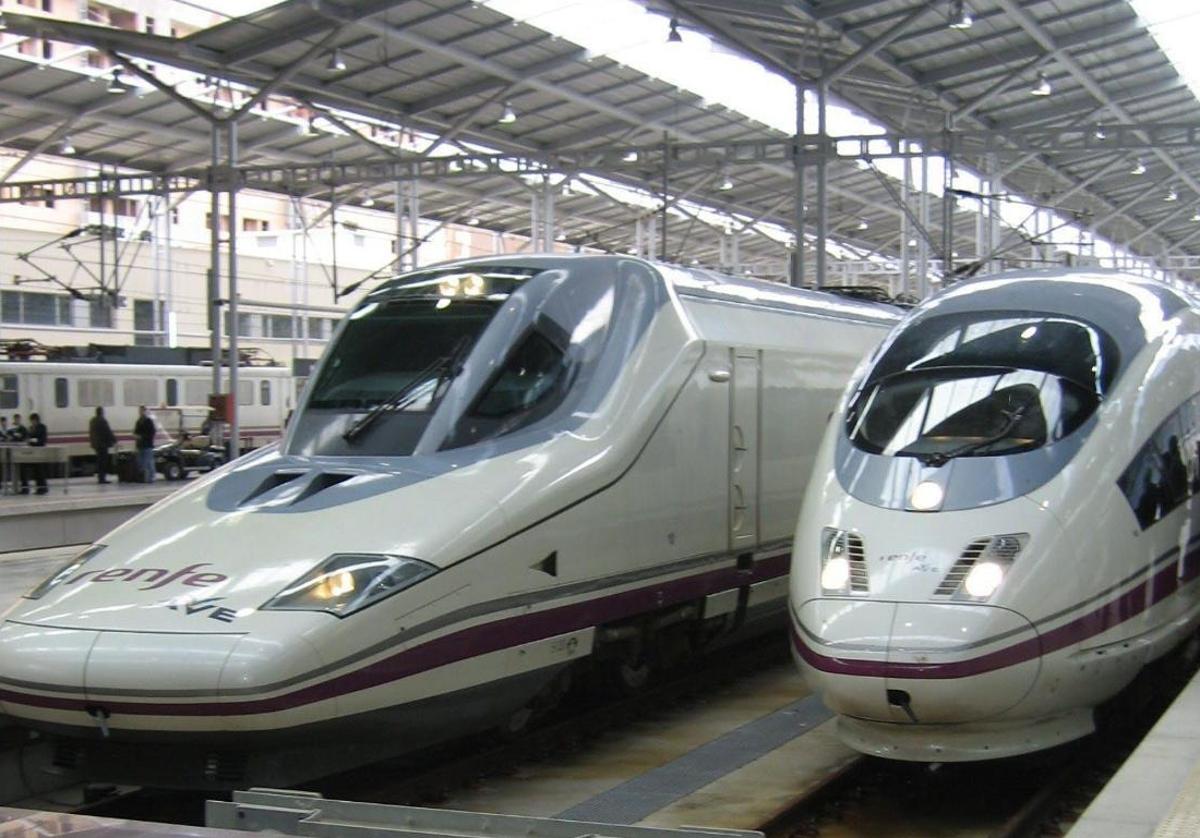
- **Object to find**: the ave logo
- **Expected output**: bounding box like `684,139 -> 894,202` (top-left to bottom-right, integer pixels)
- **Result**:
165,596 -> 239,623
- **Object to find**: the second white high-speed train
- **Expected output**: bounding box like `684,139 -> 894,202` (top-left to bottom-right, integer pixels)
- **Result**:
0,255 -> 897,787
790,269 -> 1200,761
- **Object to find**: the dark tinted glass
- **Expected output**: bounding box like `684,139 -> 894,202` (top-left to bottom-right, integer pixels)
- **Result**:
308,298 -> 499,411
848,312 -> 1116,462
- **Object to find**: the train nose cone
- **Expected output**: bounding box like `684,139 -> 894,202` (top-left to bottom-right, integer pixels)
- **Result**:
885,603 -> 1040,723
793,600 -> 1041,724
0,622 -> 96,723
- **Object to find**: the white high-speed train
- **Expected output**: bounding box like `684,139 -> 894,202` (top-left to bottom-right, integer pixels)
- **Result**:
0,359 -> 293,464
0,255 -> 897,787
790,269 -> 1200,762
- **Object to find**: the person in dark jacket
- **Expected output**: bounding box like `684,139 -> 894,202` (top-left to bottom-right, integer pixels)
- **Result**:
89,406 -> 117,484
133,405 -> 156,484
21,412 -> 48,495
8,414 -> 27,442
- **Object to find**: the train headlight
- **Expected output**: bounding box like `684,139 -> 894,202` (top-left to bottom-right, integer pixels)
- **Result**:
263,553 -> 437,617
910,480 -> 944,512
949,533 -> 1028,602
963,561 -> 1005,598
25,544 -> 106,600
820,527 -> 857,595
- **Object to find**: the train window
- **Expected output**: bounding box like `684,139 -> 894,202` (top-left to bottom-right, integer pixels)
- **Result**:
444,330 -> 570,449
123,378 -> 157,407
184,379 -> 209,405
260,380 -> 271,406
1119,398 -> 1200,529
0,375 -> 17,409
238,380 -> 253,406
54,377 -> 68,408
165,378 -> 179,407
79,378 -> 114,407
847,312 -> 1115,463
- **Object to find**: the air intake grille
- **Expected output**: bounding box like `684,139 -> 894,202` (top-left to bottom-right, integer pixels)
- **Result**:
847,533 -> 869,594
934,537 -> 990,596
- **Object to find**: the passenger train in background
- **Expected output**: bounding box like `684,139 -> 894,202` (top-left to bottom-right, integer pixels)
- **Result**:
0,358 -> 295,465
790,269 -> 1200,762
0,255 -> 898,787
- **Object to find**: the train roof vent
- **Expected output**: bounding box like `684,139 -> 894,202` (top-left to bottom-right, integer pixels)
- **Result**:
292,470 -> 356,504
846,533 -> 869,594
240,469 -> 307,506
934,537 -> 990,597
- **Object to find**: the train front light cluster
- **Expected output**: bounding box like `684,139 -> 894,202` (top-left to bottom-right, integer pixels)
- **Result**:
263,553 -> 437,617
954,533 -> 1028,602
820,527 -> 861,594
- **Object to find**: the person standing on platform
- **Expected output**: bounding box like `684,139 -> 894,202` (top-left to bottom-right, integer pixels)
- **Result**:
9,414 -> 27,442
24,413 -> 48,495
89,406 -> 116,484
0,417 -> 8,438
134,405 -> 156,484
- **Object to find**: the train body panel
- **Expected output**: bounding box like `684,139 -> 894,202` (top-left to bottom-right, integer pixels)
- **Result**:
0,256 -> 898,783
790,269 -> 1200,761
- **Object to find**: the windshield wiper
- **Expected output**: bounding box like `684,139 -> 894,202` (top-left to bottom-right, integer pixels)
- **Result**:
343,336 -> 472,443
916,404 -> 1030,468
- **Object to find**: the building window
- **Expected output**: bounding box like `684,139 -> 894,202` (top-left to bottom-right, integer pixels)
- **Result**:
133,298 -> 159,346
224,311 -> 258,338
1,291 -> 73,326
243,217 -> 270,232
264,314 -> 294,339
89,296 -> 115,329
165,378 -> 179,407
54,377 -> 69,408
88,196 -> 139,217
205,212 -> 230,233
260,380 -> 271,406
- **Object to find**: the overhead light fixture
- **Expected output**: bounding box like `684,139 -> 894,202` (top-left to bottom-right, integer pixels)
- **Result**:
948,0 -> 972,29
467,216 -> 480,226
718,170 -> 733,191
498,101 -> 517,124
0,11 -> 7,31
326,49 -> 346,72
1131,158 -> 1147,175
1192,208 -> 1200,222
857,219 -> 869,231
907,237 -> 918,247
107,67 -> 131,94
299,116 -> 317,137
1030,72 -> 1052,97
622,150 -> 639,163
1166,188 -> 1179,202
1093,123 -> 1107,141
57,136 -> 76,155
361,196 -> 375,208
667,17 -> 683,44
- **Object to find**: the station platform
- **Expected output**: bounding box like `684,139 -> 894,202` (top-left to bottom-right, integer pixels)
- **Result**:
433,664 -> 856,830
0,477 -> 183,552
1070,664 -> 1200,837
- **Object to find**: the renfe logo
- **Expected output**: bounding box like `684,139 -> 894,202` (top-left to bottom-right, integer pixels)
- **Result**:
64,563 -> 228,591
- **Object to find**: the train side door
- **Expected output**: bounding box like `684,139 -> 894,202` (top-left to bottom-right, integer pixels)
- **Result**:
729,349 -> 761,553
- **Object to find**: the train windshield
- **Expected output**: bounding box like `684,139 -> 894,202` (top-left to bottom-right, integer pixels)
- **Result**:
846,312 -> 1117,463
308,298 -> 499,413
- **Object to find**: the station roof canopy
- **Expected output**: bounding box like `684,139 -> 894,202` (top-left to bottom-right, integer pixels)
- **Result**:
0,0 -> 1197,281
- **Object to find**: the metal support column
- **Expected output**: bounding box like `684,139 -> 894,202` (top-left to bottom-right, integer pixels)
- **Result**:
900,140 -> 911,296
918,154 -> 930,297
942,118 -> 955,282
408,180 -> 421,269
227,119 -> 240,460
792,80 -> 805,288
542,179 -> 556,252
815,81 -> 828,288
209,125 -> 222,396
